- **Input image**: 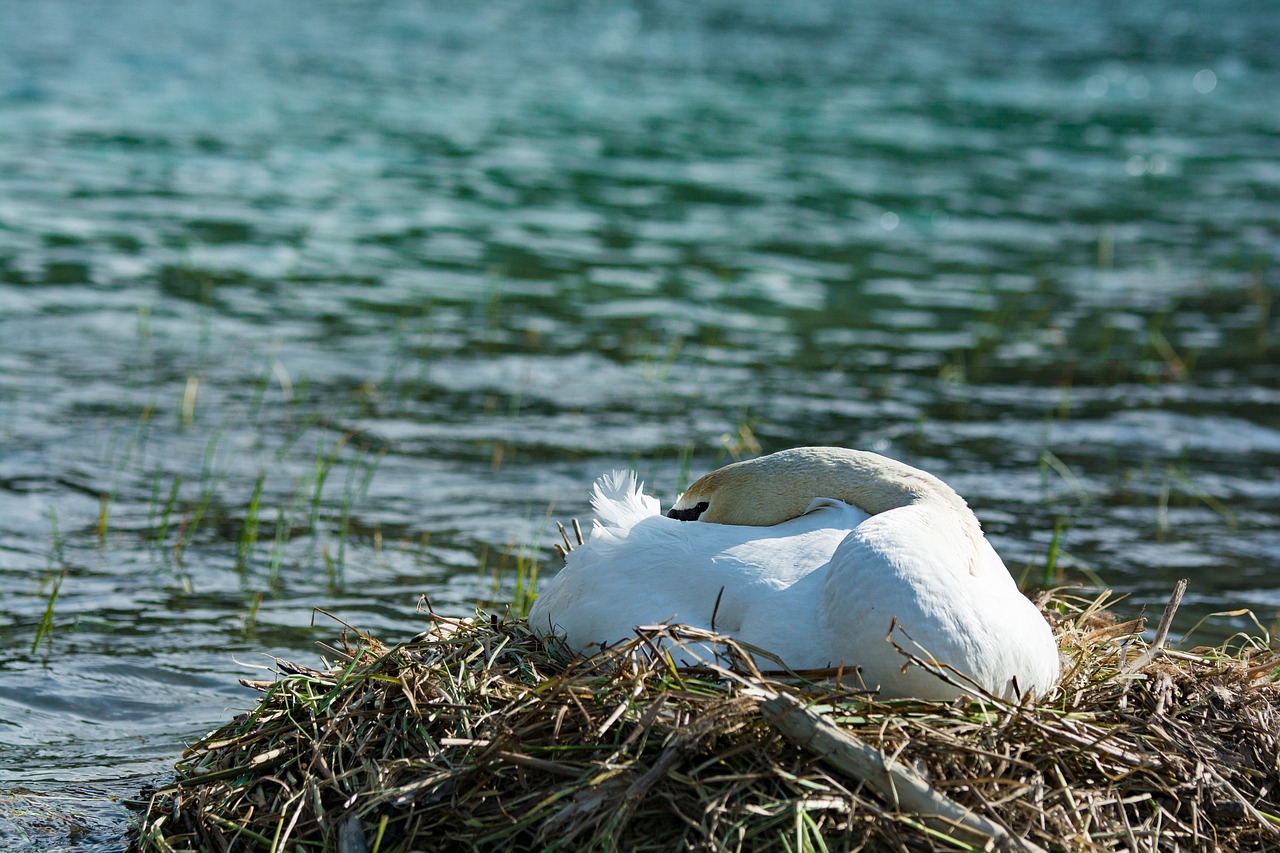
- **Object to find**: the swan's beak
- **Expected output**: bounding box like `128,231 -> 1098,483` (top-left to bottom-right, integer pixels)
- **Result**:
666,501 -> 709,521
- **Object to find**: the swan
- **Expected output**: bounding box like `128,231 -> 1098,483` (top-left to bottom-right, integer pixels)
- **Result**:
528,447 -> 1060,701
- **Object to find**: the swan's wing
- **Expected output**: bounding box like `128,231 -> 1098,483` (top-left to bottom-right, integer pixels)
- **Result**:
815,505 -> 1059,699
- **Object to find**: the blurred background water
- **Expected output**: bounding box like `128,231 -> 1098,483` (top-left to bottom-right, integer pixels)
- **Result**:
1,0 -> 1277,847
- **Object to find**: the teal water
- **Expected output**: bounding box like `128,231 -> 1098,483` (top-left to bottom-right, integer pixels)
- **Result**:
1,0 -> 1278,848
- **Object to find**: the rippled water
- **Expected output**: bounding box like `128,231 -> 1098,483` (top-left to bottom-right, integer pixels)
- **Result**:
1,0 -> 1278,847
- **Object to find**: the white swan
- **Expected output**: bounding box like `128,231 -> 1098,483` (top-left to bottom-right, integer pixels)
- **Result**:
528,447 -> 1060,701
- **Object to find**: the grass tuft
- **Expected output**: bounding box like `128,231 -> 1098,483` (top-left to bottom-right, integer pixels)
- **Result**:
32,508 -> 67,653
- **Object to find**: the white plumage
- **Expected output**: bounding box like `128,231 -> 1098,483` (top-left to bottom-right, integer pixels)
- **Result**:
528,447 -> 1060,701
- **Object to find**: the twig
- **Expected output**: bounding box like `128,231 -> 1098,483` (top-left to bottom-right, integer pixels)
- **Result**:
1151,578 -> 1188,652
710,586 -> 725,633
761,692 -> 1048,853
1121,579 -> 1188,674
556,521 -> 574,554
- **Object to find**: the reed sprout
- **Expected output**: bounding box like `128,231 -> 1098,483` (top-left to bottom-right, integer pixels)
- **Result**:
31,509 -> 66,653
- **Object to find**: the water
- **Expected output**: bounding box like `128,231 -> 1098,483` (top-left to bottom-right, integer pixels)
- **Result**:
1,0 -> 1277,847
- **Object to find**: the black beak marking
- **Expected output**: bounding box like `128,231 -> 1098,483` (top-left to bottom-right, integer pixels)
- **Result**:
666,500 -> 709,521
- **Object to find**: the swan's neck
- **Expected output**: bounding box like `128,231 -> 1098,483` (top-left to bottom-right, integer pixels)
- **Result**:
676,447 -> 984,540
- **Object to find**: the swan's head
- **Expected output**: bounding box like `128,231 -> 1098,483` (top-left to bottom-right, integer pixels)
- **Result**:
666,446 -> 973,527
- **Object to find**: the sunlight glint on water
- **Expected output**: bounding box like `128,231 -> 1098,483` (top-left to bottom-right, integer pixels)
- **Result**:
0,0 -> 1277,847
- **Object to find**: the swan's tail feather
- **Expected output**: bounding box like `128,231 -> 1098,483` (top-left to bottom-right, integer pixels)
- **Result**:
590,469 -> 661,530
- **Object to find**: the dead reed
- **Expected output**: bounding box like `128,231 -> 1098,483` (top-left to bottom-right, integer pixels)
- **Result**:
132,585 -> 1280,852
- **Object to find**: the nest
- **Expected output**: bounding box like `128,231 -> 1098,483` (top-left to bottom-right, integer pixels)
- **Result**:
132,585 -> 1280,852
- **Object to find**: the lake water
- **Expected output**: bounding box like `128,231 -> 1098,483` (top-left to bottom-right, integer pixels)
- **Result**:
1,0 -> 1277,848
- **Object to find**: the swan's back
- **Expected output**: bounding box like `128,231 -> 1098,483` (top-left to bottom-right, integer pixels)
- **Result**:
528,473 -> 866,659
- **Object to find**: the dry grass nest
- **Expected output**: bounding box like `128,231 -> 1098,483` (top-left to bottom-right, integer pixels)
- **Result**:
132,582 -> 1280,852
